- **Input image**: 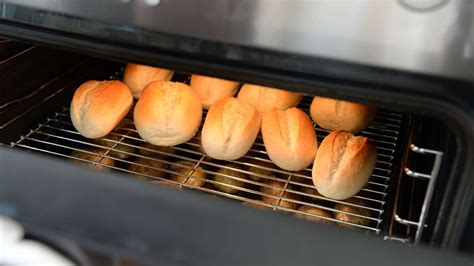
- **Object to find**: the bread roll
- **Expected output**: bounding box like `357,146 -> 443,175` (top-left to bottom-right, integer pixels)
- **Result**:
237,84 -> 302,115
93,134 -> 136,160
312,130 -> 377,200
261,179 -> 300,209
123,63 -> 174,99
70,80 -> 133,139
310,96 -> 376,132
190,74 -> 240,109
169,161 -> 207,187
201,97 -> 261,160
70,147 -> 115,170
262,108 -> 318,171
212,164 -> 247,194
295,205 -> 333,224
334,199 -> 372,228
129,157 -> 168,181
134,81 -> 202,146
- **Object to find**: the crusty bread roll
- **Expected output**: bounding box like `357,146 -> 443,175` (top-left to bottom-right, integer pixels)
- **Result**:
237,84 -> 302,115
123,63 -> 174,99
295,205 -> 333,224
169,161 -> 207,187
312,130 -> 377,200
310,96 -> 376,132
261,179 -> 300,209
261,108 -> 318,171
134,81 -> 202,146
201,97 -> 261,160
70,147 -> 115,171
70,80 -> 133,139
190,74 -> 240,109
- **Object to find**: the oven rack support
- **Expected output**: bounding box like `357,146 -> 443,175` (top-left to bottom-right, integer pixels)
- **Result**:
393,144 -> 444,244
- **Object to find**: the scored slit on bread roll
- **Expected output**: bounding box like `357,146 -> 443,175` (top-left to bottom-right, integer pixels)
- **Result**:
312,130 -> 377,200
190,74 -> 240,109
237,84 -> 302,115
70,80 -> 133,139
310,96 -> 376,132
134,81 -> 202,146
123,63 -> 174,99
201,97 -> 261,160
261,107 -> 318,171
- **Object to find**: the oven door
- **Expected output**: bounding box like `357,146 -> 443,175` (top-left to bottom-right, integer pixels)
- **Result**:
0,148 -> 472,265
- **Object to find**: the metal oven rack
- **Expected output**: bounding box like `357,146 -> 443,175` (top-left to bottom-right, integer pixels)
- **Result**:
9,69 -> 406,234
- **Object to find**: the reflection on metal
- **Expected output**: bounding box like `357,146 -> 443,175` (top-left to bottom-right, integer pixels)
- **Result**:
1,0 -> 473,81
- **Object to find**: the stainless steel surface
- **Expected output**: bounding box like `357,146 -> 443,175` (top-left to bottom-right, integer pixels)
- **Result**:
393,144 -> 444,244
2,0 -> 473,81
9,70 -> 407,234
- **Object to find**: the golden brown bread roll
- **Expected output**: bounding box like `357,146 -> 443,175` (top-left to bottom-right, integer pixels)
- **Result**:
93,134 -> 136,160
310,96 -> 376,132
261,179 -> 300,209
134,81 -> 202,146
70,80 -> 133,139
129,157 -> 168,181
168,161 -> 207,187
212,164 -> 248,194
334,199 -> 372,228
312,130 -> 377,200
190,74 -> 240,109
70,147 -> 115,170
201,97 -> 261,160
261,108 -> 318,171
295,205 -> 333,224
123,63 -> 174,99
237,84 -> 302,115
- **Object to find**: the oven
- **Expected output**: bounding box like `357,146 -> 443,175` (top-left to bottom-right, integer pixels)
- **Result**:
0,0 -> 473,265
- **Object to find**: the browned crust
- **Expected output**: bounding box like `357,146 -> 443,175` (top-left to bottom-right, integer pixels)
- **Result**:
312,130 -> 377,200
70,80 -> 132,139
310,96 -> 376,132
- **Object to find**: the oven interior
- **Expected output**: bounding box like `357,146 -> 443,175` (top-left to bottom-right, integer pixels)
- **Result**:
0,41 -> 460,264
